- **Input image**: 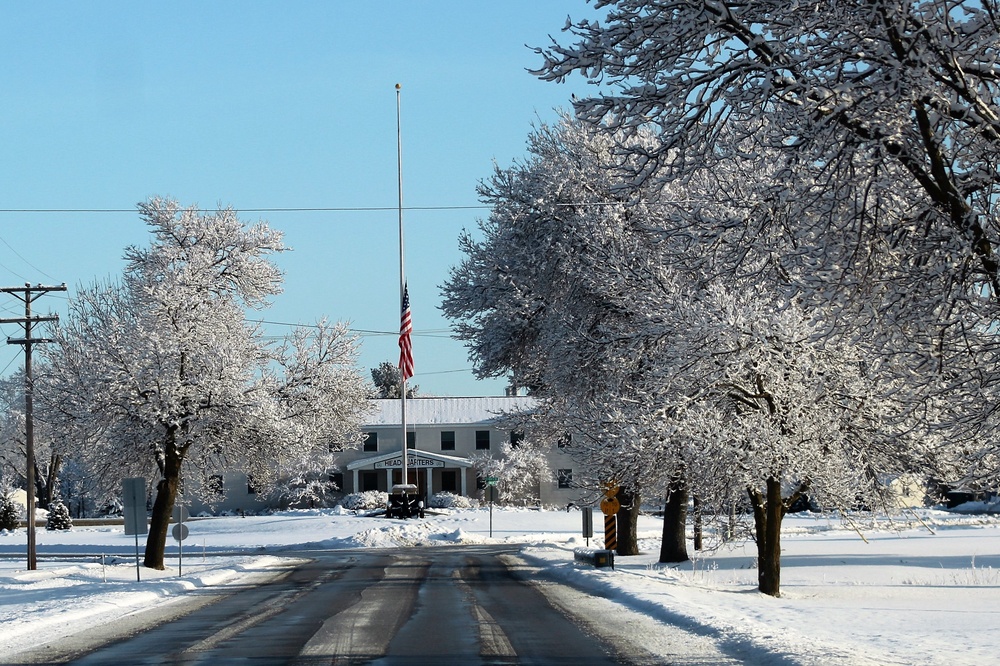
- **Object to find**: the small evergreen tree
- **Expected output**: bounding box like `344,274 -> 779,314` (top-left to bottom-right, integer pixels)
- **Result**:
371,361 -> 418,399
45,497 -> 73,531
0,493 -> 19,531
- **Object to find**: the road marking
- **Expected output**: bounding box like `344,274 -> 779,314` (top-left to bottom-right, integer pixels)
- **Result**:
298,557 -> 421,662
452,565 -> 517,659
181,568 -> 335,656
472,603 -> 516,658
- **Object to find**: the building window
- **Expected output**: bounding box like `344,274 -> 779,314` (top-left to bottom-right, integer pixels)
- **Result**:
510,431 -> 524,448
363,432 -> 378,452
441,470 -> 458,493
407,431 -> 416,449
557,469 -> 573,489
441,431 -> 456,451
247,475 -> 259,495
208,474 -> 224,496
558,433 -> 572,448
476,430 -> 491,450
329,473 -> 344,492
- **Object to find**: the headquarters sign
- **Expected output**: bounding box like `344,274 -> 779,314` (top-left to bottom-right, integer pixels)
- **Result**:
374,455 -> 444,469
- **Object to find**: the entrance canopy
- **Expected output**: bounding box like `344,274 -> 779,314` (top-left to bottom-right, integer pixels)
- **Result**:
346,449 -> 474,471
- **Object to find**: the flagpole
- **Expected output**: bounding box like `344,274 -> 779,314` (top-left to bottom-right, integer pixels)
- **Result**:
396,82 -> 409,490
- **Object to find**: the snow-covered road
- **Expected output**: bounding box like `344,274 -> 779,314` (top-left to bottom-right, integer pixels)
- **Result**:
2,507 -> 999,665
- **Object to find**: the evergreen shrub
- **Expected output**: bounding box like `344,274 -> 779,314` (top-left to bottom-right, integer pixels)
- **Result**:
0,494 -> 20,531
45,499 -> 73,531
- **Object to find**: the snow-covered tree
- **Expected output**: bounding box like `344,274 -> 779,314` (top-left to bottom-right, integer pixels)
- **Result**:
0,375 -> 24,482
271,444 -> 344,509
443,112 -> 922,585
443,116 -> 678,554
57,457 -> 103,519
38,199 -> 370,569
0,487 -> 19,531
0,372 -> 63,510
664,284 -> 899,596
470,439 -> 550,506
370,361 -> 418,399
45,497 -> 72,531
444,116 -> 738,556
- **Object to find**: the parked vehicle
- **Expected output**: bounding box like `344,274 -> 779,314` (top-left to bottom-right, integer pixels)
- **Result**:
385,484 -> 424,519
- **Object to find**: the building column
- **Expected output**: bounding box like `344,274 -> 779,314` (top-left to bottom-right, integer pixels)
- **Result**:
385,468 -> 393,491
426,467 -> 433,505
460,468 -> 468,497
352,469 -> 359,494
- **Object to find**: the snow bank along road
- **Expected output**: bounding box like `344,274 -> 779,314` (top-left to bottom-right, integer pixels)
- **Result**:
9,545 -> 740,666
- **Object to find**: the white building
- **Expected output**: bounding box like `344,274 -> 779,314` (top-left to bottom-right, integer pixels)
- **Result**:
337,396 -> 579,507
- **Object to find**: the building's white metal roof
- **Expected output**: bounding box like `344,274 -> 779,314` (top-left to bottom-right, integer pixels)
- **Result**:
366,396 -> 537,427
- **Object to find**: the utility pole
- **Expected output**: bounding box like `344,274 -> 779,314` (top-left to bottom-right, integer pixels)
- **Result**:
1,283 -> 66,571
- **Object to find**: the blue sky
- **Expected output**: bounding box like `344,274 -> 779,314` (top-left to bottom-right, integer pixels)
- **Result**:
0,1 -> 599,396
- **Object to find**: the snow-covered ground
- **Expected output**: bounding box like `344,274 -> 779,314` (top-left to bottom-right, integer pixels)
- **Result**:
2,506 -> 999,665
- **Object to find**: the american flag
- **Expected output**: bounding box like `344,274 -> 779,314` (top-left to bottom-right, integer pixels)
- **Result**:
398,284 -> 414,381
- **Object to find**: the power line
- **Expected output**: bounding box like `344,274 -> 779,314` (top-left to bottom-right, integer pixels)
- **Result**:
253,319 -> 454,338
0,351 -> 20,375
0,199 -> 715,215
0,235 -> 57,282
419,368 -> 482,376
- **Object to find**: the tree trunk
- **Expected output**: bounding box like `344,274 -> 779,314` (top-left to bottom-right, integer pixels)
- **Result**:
726,501 -> 737,542
659,474 -> 689,563
33,454 -> 60,510
33,460 -> 48,511
693,495 -> 703,552
144,451 -> 181,570
615,489 -> 640,556
749,476 -> 786,597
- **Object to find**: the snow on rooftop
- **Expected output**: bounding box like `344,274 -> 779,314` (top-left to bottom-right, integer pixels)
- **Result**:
366,396 -> 537,427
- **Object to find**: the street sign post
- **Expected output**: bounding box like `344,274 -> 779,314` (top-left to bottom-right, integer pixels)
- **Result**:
122,478 -> 146,581
601,481 -> 619,553
172,502 -> 189,577
485,477 -> 499,538
122,478 -> 147,536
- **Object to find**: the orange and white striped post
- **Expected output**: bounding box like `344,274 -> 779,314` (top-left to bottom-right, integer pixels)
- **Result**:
599,482 -> 620,552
